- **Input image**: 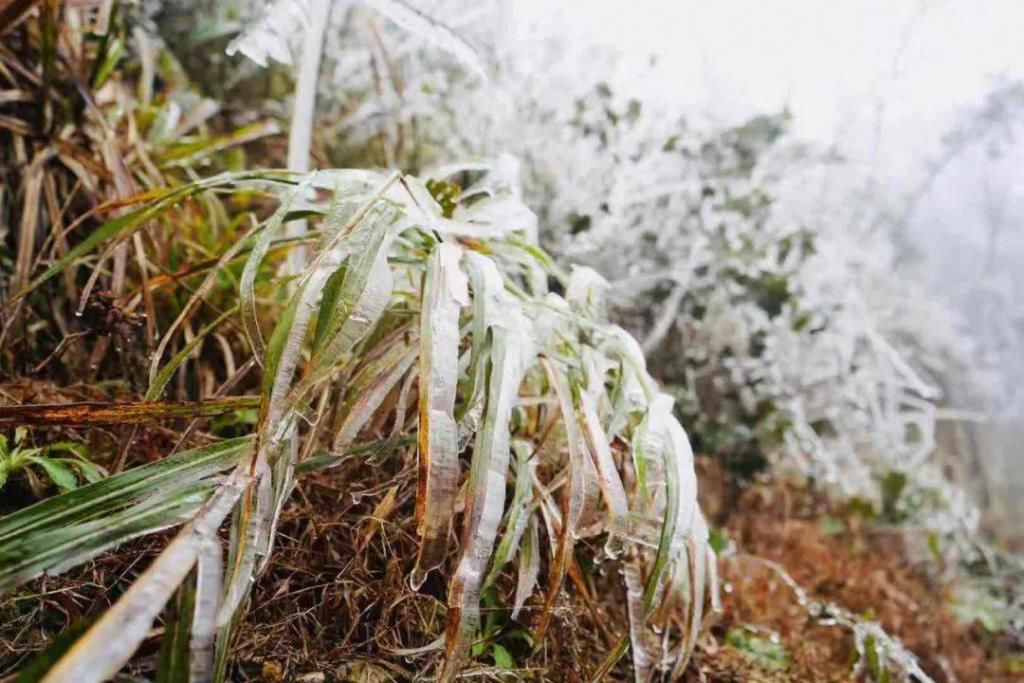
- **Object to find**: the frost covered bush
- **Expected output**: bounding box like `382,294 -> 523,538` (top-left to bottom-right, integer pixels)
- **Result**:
494,82 -> 977,535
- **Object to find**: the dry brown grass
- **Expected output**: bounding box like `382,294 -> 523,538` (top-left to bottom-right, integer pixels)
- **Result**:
698,462 -> 1022,682
3,455 -> 1021,681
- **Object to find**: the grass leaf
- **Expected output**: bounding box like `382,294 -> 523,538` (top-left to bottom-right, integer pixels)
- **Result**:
412,242 -> 468,587
440,265 -> 534,681
27,456 -> 78,491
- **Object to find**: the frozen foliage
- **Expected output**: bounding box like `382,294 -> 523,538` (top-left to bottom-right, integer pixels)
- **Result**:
226,0 -> 485,77
246,0 -> 985,546
225,0 -> 312,66
3,163 -> 717,681
195,0 -> 997,657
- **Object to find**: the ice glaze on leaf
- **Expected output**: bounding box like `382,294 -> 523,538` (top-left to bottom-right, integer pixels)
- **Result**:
412,242 -> 469,588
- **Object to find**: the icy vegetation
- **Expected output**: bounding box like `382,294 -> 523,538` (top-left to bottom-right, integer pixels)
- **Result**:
2,1 -> 1020,681
200,0 -> 1005,674
3,162 -> 718,681
220,0 -> 987,545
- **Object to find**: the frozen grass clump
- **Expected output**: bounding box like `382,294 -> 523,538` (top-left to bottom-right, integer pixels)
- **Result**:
3,161 -> 717,681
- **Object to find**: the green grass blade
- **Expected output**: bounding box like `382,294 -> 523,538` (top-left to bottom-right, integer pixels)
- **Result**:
14,617 -> 96,683
146,305 -> 240,401
239,185 -> 303,363
484,440 -> 535,589
0,437 -> 250,544
0,481 -> 214,591
155,573 -> 195,683
12,171 -> 294,303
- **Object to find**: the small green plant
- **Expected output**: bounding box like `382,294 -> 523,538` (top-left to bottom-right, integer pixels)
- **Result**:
0,429 -> 104,495
725,626 -> 790,671
863,634 -> 892,683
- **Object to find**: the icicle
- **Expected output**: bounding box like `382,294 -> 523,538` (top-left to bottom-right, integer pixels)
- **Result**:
623,564 -> 654,683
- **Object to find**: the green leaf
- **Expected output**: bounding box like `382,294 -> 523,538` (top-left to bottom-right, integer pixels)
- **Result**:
0,437 -> 249,545
725,627 -> 790,671
155,572 -> 196,683
491,643 -> 515,669
146,305 -> 240,401
820,515 -> 846,536
927,532 -> 942,562
312,265 -> 348,355
864,634 -> 883,680
0,481 -> 216,591
29,456 -> 78,491
91,35 -> 124,89
65,458 -> 107,485
879,470 -> 908,522
708,527 -> 732,553
45,442 -> 87,458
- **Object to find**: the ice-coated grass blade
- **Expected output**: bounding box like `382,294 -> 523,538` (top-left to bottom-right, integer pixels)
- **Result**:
533,357 -> 599,643
190,535 -> 224,682
412,242 -> 469,588
594,392 -> 707,678
239,184 -> 304,363
484,439 -> 535,589
1,161 -> 716,682
579,389 -> 631,555
40,468 -> 249,683
512,513 -> 541,622
439,257 -> 534,681
331,329 -> 417,454
362,0 -> 487,80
